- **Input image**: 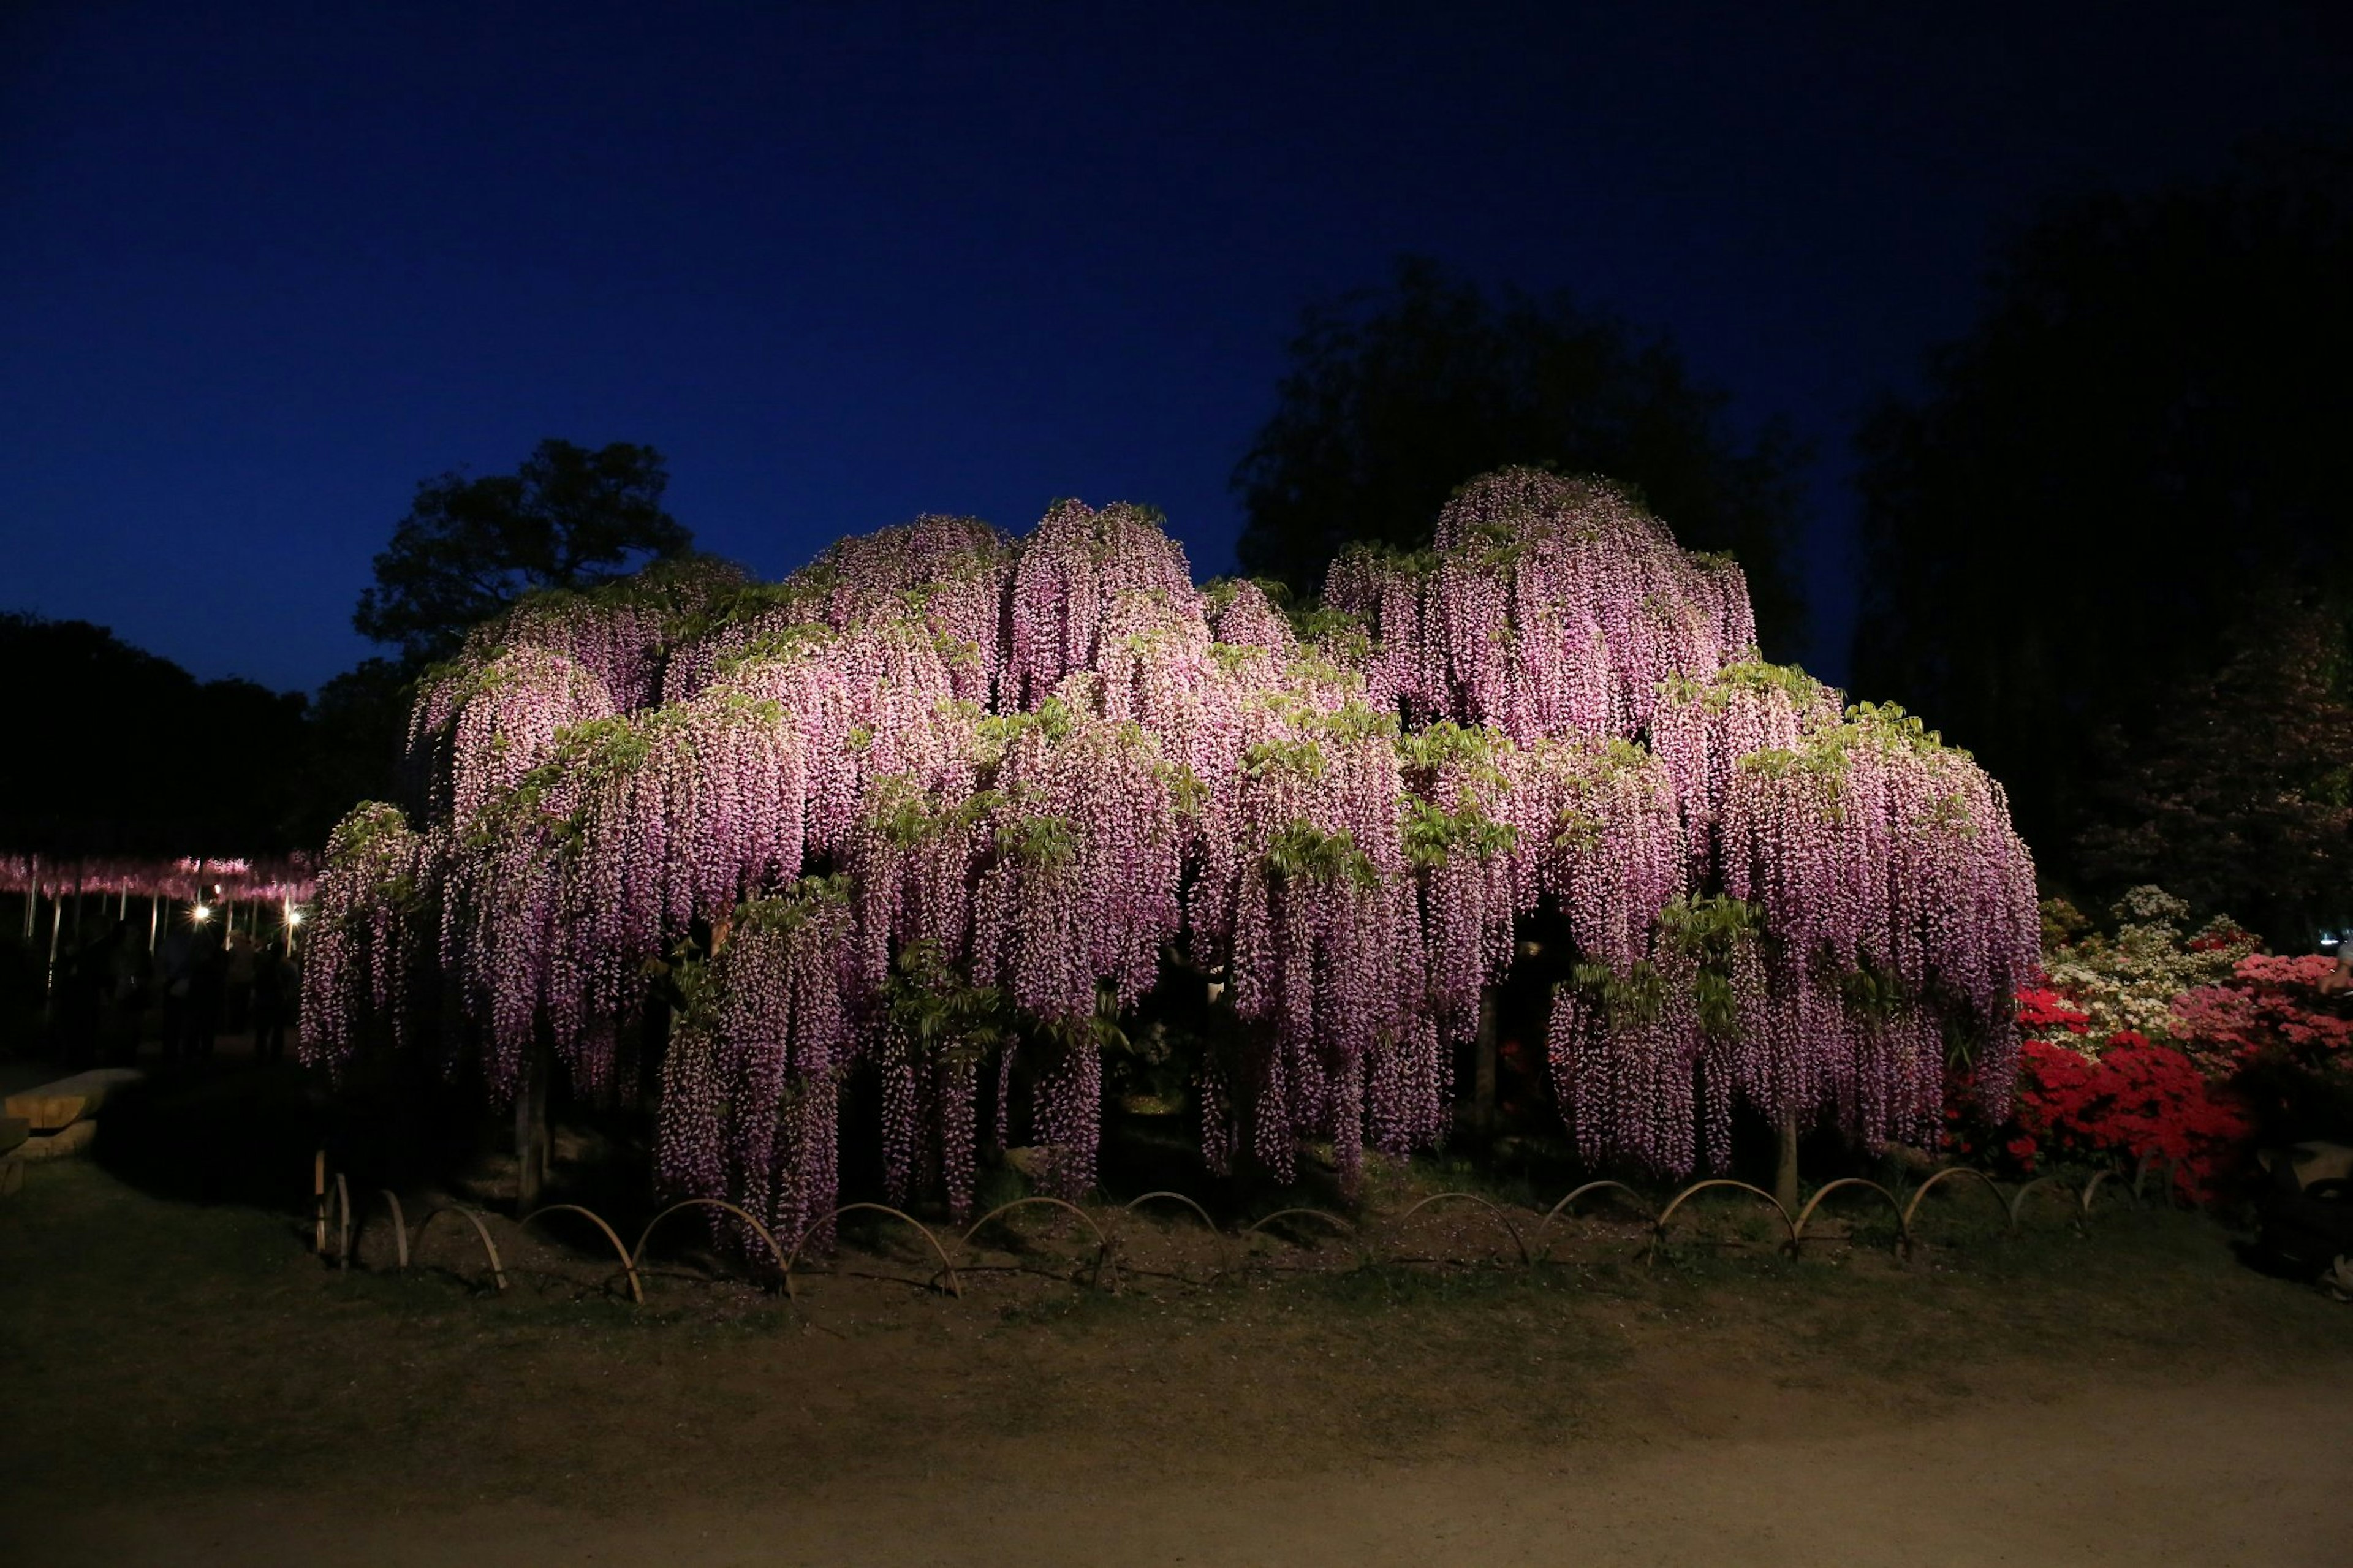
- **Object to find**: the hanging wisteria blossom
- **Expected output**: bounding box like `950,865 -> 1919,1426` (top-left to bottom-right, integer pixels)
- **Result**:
301,464 -> 2039,1241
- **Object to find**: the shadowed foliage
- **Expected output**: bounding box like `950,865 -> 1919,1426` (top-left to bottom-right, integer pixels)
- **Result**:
1852,138 -> 2353,934
1233,256 -> 1808,654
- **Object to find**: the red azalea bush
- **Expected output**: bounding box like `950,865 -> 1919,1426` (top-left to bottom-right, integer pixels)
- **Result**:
2007,1034 -> 2252,1197
1943,952 -> 2353,1201
2015,985 -> 2092,1039
1942,985 -> 2251,1199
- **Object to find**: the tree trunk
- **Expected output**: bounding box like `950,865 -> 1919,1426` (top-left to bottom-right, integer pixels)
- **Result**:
1774,1112 -> 1800,1214
1471,987 -> 1498,1138
515,1037 -> 551,1214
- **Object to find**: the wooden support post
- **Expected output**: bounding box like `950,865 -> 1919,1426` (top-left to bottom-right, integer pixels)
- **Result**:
1775,1112 -> 1800,1216
148,895 -> 159,952
1472,987 -> 1498,1137
44,889 -> 62,999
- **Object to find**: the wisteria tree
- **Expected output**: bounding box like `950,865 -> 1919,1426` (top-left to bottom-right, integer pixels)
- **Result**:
301,470 -> 2038,1236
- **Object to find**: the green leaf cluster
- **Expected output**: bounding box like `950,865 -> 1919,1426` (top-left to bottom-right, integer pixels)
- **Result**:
1260,820 -> 1379,889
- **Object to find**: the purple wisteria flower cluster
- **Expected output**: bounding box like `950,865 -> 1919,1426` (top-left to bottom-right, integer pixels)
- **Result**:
300,469 -> 2037,1237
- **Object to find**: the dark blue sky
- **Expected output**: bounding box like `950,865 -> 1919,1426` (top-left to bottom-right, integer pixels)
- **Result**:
5,2 -> 2346,696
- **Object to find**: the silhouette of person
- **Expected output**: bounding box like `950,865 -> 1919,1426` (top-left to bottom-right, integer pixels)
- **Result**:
225,927 -> 254,1033
250,940 -> 290,1066
188,923 -> 225,1062
158,923 -> 195,1062
57,929 -> 105,1067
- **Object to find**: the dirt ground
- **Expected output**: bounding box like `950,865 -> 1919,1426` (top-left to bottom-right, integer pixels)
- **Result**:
70,1374 -> 2353,1566
6,1065 -> 2351,1567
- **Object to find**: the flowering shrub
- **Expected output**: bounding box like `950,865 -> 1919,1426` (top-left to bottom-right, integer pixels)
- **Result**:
2015,985 -> 2091,1039
2006,1034 -> 2252,1197
2040,887 -> 2255,1049
2170,953 -> 2353,1145
2169,955 -> 2351,1074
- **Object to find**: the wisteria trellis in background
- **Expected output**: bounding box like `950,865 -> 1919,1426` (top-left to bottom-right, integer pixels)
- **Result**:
301,469 -> 2039,1233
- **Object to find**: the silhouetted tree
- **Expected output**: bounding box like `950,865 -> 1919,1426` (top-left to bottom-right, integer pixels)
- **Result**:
288,657 -> 411,847
1852,139 -> 2353,899
355,437 -> 691,665
2079,591 -> 2353,945
0,612 -> 308,855
294,439 -> 699,840
1233,256 -> 1808,649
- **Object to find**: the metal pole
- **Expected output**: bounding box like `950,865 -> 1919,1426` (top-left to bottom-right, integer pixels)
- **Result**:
19,854 -> 33,941
45,885 -> 63,998
148,893 -> 159,952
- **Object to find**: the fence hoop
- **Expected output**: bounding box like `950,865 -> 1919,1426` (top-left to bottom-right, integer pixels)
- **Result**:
410,1204 -> 509,1292
786,1203 -> 961,1299
1899,1165 -> 2009,1237
960,1197 -> 1112,1290
1238,1207 -> 1361,1271
1534,1181 -> 1660,1262
2079,1168 -> 2134,1218
1119,1191 -> 1234,1282
632,1199 -> 794,1297
379,1189 -> 411,1270
1790,1178 -> 1909,1253
1650,1179 -> 1796,1260
2007,1175 -> 2077,1230
521,1203 -> 645,1305
2133,1154 -> 2184,1210
1391,1191 -> 1531,1267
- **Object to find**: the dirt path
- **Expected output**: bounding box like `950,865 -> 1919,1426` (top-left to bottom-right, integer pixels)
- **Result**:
69,1370 -> 2353,1566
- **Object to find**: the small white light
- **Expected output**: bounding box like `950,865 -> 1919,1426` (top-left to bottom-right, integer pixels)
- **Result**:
192,904 -> 211,923
286,909 -> 305,927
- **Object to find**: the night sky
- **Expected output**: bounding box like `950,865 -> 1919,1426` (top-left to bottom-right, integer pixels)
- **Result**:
4,2 -> 2346,697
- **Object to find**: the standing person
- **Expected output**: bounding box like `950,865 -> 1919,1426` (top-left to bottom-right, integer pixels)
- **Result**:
188,924 -> 225,1062
56,930 -> 104,1067
2321,933 -> 2353,993
102,918 -> 145,1064
225,928 -> 254,1035
157,923 -> 194,1062
249,939 -> 289,1066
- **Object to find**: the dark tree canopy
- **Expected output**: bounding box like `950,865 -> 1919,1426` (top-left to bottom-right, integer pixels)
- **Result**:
1851,139 -> 2353,928
355,438 -> 692,664
2077,593 -> 2353,944
1232,257 -> 1808,651
0,612 -> 308,856
289,656 -> 412,849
